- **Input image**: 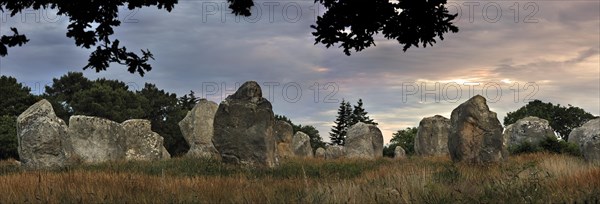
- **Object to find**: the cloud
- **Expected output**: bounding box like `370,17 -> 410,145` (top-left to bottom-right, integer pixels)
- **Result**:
1,0 -> 598,144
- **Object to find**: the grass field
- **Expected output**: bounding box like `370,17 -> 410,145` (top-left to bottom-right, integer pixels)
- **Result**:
1,153 -> 599,203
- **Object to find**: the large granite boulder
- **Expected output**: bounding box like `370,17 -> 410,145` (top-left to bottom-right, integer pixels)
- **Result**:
17,100 -> 170,168
292,131 -> 313,158
122,119 -> 171,161
67,116 -> 126,163
178,99 -> 219,159
394,146 -> 406,159
274,120 -> 294,159
213,81 -> 277,167
503,116 -> 555,150
68,116 -> 170,163
17,99 -> 70,169
325,145 -> 345,160
315,147 -> 326,159
345,122 -> 384,159
448,95 -> 506,163
415,115 -> 450,156
568,118 -> 600,163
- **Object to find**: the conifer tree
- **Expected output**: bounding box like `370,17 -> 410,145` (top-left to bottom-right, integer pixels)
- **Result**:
330,99 -> 353,145
350,99 -> 378,126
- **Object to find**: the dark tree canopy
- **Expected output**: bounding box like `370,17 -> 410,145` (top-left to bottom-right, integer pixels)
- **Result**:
383,127 -> 417,157
312,0 -> 458,55
42,72 -> 191,156
1,0 -> 458,75
504,100 -> 597,141
0,76 -> 40,159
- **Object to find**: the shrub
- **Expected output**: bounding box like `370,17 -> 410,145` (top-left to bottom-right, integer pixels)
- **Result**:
509,141 -> 542,155
509,137 -> 581,156
539,136 -> 581,156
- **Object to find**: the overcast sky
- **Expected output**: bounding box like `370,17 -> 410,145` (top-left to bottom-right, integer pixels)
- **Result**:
1,0 -> 598,144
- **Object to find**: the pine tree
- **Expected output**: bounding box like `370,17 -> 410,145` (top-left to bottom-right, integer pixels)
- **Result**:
350,99 -> 378,126
179,90 -> 199,110
330,99 -> 353,145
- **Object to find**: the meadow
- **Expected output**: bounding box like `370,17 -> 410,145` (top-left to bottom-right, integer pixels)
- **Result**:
1,153 -> 599,203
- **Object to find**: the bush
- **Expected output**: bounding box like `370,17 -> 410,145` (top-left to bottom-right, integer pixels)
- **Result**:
383,143 -> 399,158
539,136 -> 581,156
509,137 -> 581,156
509,141 -> 542,155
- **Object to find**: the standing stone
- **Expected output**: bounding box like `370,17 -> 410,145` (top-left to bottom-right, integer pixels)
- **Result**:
67,116 -> 126,163
325,145 -> 345,160
345,122 -> 384,159
568,118 -> 600,163
315,147 -> 326,159
274,120 -> 294,159
415,115 -> 450,156
394,146 -> 406,159
178,99 -> 219,159
448,95 -> 506,163
17,99 -> 69,169
122,119 -> 171,161
213,81 -> 277,167
503,116 -> 555,149
292,131 -> 313,158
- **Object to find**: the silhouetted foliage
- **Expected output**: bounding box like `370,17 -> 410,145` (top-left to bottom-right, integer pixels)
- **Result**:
504,100 -> 597,141
312,0 -> 458,55
1,0 -> 458,75
275,114 -> 326,152
330,100 -> 353,145
0,0 -> 175,76
350,99 -> 378,126
178,91 -> 199,111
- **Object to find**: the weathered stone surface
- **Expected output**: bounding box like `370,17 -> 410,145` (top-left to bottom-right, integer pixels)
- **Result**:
213,81 -> 277,167
17,100 -> 170,168
345,122 -> 384,159
67,116 -> 126,163
178,99 -> 219,159
315,147 -> 325,159
292,131 -> 313,158
122,119 -> 171,161
394,146 -> 406,159
274,120 -> 294,159
274,120 -> 293,143
503,116 -> 555,149
324,145 -> 345,160
17,99 -> 70,169
415,115 -> 450,156
568,118 -> 600,163
68,116 -> 170,163
448,95 -> 506,163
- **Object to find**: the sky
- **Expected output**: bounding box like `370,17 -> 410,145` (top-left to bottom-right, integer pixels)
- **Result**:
1,0 -> 599,144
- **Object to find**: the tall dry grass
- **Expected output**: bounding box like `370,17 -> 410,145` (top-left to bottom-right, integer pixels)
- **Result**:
1,153 -> 598,203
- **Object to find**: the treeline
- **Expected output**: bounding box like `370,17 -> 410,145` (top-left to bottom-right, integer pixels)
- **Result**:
0,73 -> 204,159
1,73 -> 330,160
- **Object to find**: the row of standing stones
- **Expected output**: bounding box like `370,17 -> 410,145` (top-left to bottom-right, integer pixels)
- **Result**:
16,81 -> 600,170
414,99 -> 599,163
